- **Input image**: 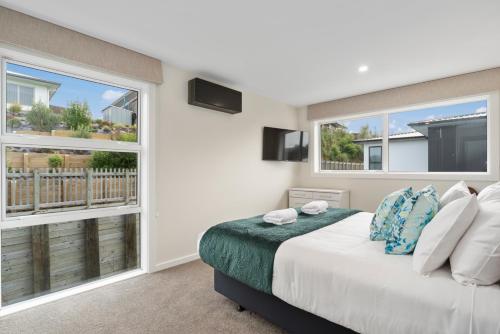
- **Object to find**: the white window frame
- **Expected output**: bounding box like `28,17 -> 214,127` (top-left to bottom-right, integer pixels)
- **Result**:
0,46 -> 156,315
311,93 -> 499,181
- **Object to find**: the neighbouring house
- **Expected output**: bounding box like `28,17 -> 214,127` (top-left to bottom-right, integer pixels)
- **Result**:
102,90 -> 138,125
354,112 -> 487,172
6,70 -> 60,111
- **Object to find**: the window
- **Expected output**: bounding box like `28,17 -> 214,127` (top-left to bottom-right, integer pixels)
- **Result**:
6,62 -> 138,142
1,49 -> 149,310
369,146 -> 382,170
6,83 -> 34,106
315,95 -> 496,178
320,115 -> 382,170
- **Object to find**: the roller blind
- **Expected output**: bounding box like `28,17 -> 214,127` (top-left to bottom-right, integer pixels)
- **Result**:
308,67 -> 500,120
0,6 -> 163,84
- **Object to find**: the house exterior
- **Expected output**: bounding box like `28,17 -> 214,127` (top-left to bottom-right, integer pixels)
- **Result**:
102,90 -> 138,125
354,112 -> 487,172
6,71 -> 60,111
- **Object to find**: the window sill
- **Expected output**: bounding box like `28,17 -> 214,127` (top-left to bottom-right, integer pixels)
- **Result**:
312,170 -> 498,181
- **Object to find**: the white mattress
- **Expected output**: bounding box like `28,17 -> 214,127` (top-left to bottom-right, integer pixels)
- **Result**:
272,212 -> 500,334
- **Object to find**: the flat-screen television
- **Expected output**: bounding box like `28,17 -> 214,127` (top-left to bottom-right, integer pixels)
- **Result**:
262,127 -> 308,162
188,78 -> 242,114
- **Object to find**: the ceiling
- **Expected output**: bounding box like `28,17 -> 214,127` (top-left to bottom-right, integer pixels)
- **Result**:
2,1 -> 500,106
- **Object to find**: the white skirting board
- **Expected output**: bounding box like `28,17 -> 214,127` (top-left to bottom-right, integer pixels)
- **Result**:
153,253 -> 200,272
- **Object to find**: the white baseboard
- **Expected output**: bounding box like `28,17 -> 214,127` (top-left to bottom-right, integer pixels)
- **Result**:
153,253 -> 200,272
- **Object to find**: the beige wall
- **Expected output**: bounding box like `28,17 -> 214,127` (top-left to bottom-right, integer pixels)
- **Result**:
153,65 -> 300,268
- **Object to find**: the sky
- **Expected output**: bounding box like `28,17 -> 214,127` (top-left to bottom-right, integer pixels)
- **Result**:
7,63 -> 132,119
335,99 -> 488,136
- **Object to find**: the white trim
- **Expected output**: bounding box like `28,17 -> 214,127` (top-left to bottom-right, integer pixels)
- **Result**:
312,93 -> 499,181
0,45 -> 155,311
0,269 -> 145,317
153,254 -> 200,272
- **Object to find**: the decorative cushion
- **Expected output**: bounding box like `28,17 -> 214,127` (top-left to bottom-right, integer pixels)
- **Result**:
413,195 -> 478,274
450,201 -> 500,285
369,187 -> 413,241
439,181 -> 470,209
385,185 -> 439,255
477,182 -> 500,203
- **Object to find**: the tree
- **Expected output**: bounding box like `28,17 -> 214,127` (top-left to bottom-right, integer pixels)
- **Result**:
321,126 -> 363,162
63,102 -> 92,130
26,102 -> 60,132
88,151 -> 137,169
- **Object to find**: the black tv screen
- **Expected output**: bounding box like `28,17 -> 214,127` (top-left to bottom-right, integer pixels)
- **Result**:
262,127 -> 308,162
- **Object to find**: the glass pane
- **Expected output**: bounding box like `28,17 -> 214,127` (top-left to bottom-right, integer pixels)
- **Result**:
6,146 -> 138,217
19,86 -> 34,106
388,99 -> 487,172
6,63 -> 138,142
1,214 -> 140,306
369,146 -> 382,170
321,116 -> 383,170
6,83 -> 17,104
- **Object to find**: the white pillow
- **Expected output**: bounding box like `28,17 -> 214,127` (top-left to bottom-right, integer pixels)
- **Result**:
439,181 -> 470,208
477,182 -> 500,203
450,201 -> 500,285
413,195 -> 478,274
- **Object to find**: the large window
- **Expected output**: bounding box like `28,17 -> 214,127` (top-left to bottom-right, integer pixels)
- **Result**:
315,95 -> 496,178
0,49 -> 149,310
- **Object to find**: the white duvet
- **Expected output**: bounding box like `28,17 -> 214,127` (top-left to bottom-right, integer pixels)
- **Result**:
272,212 -> 500,334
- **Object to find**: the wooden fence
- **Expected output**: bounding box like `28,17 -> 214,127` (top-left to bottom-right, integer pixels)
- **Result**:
7,168 -> 137,216
7,152 -> 91,169
1,214 -> 140,305
321,160 -> 364,170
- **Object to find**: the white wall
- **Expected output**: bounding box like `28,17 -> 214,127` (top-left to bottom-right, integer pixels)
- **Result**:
153,65 -> 300,269
388,140 -> 428,172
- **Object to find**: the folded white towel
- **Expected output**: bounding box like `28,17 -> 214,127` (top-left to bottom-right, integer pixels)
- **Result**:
301,200 -> 329,215
263,208 -> 298,225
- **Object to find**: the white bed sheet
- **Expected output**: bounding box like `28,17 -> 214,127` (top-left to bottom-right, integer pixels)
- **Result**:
272,212 -> 500,334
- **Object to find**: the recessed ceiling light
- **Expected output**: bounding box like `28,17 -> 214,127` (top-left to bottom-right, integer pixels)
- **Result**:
358,65 -> 369,73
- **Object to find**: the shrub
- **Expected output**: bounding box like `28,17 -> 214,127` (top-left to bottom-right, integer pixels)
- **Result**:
116,132 -> 137,142
7,117 -> 22,129
63,102 -> 92,130
102,125 -> 111,133
71,125 -> 92,139
26,102 -> 60,132
88,151 -> 137,169
48,155 -> 63,169
8,103 -> 22,114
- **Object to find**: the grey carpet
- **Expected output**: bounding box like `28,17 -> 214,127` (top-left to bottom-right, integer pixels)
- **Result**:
0,260 -> 285,334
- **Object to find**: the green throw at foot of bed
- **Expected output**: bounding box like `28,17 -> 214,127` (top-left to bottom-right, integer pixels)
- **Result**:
199,208 -> 360,294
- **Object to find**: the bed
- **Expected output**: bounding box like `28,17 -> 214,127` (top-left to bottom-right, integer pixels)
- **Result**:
199,210 -> 500,334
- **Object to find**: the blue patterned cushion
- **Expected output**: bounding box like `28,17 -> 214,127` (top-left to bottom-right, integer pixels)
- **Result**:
370,187 -> 413,241
385,185 -> 439,255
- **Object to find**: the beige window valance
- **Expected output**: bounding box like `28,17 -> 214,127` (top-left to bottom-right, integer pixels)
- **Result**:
308,67 -> 500,120
0,6 -> 163,84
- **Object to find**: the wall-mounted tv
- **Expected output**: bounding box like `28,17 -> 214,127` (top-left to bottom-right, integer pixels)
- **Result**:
188,78 -> 242,114
262,127 -> 308,162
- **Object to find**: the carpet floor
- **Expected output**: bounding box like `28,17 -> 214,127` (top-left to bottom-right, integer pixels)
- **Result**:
0,260 -> 285,334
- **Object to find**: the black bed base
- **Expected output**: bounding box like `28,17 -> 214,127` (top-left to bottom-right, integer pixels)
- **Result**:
214,270 -> 356,334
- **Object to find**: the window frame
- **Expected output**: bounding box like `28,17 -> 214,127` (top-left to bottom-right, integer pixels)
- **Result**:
311,93 -> 499,180
0,46 -> 155,314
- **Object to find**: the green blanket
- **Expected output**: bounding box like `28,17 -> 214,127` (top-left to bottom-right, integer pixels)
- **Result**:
199,208 -> 360,294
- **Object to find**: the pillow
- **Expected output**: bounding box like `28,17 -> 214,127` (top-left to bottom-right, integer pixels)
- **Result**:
413,195 -> 478,274
477,182 -> 500,203
370,187 -> 413,241
385,185 -> 439,255
439,181 -> 470,208
450,201 -> 500,285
